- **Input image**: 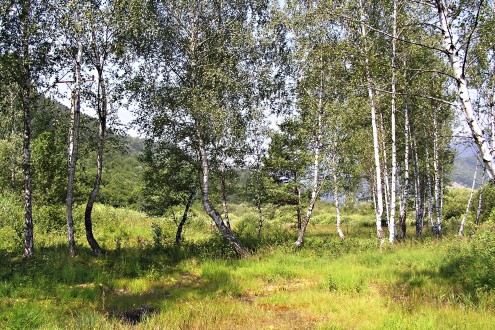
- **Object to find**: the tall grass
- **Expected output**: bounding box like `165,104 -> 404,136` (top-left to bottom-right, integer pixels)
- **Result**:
1,199 -> 495,329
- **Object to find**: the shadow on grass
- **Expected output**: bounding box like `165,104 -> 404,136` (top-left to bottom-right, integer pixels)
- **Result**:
0,237 -> 248,325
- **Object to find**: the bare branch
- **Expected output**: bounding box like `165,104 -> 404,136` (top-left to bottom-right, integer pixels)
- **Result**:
461,0 -> 484,75
338,13 -> 447,54
374,86 -> 458,107
401,67 -> 457,80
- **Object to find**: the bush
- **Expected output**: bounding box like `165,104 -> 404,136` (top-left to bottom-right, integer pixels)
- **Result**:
475,183 -> 495,222
0,194 -> 23,251
440,227 -> 495,295
34,204 -> 66,234
442,188 -> 471,221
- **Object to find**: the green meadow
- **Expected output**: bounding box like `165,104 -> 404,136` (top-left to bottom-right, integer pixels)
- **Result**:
1,200 -> 495,329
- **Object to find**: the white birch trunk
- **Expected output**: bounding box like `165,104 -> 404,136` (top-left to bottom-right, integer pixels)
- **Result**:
399,92 -> 410,239
195,126 -> 248,257
20,0 -> 34,257
84,29 -> 106,256
389,0 -> 398,243
220,164 -> 231,229
66,41 -> 82,257
433,113 -> 441,235
435,0 -> 495,182
295,72 -> 324,248
332,156 -> 345,239
475,173 -> 486,226
359,0 -> 384,244
380,113 -> 391,225
413,136 -> 423,236
425,148 -> 434,228
459,158 -> 478,237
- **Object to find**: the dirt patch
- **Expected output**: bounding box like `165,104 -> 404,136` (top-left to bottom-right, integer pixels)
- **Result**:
121,304 -> 156,324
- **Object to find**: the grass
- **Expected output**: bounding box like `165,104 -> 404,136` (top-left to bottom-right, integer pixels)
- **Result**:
1,200 -> 495,329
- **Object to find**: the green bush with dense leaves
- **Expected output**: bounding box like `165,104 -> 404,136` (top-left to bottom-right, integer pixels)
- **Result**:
441,227 -> 495,295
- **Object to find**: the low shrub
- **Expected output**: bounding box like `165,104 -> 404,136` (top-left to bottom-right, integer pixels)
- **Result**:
440,227 -> 495,297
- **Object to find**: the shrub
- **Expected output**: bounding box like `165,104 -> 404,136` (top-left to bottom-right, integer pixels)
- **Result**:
474,183 -> 495,222
0,194 -> 23,251
442,188 -> 471,221
34,204 -> 66,233
440,227 -> 495,296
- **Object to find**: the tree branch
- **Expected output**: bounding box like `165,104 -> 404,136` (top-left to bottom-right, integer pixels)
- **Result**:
373,86 -> 458,107
338,12 -> 447,54
461,0 -> 484,75
401,67 -> 457,81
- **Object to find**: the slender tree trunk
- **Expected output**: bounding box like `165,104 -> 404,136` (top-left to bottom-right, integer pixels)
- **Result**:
471,173 -> 486,237
475,174 -> 486,226
359,0 -> 384,245
295,71 -> 324,248
195,126 -> 248,257
295,172 -> 302,230
425,148 -> 434,228
380,113 -> 391,226
332,156 -> 345,240
176,189 -> 196,244
66,41 -> 83,257
256,197 -> 263,239
432,113 -> 441,236
389,0 -> 398,243
435,0 -> 495,182
399,95 -> 410,239
220,164 -> 231,229
9,89 -> 17,189
21,83 -> 34,257
84,59 -> 106,256
412,136 -> 423,237
459,158 -> 478,237
491,81 -> 495,156
21,0 -> 33,257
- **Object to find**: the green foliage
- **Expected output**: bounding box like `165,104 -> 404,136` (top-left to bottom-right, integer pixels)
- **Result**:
140,140 -> 196,216
264,117 -> 311,206
475,183 -> 495,222
0,193 -> 23,251
151,222 -> 163,249
0,138 -> 22,192
442,187 -> 471,221
31,131 -> 67,204
33,204 -> 66,234
441,227 -> 495,295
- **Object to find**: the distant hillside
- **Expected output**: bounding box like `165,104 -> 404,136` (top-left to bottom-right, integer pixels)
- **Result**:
449,145 -> 482,188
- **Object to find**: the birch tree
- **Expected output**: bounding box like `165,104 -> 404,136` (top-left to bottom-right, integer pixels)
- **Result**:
0,0 -> 57,257
124,0 -> 271,257
358,0 -> 384,245
82,0 -> 120,256
433,0 -> 495,182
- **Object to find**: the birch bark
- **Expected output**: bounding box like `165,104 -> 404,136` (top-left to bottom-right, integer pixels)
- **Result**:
196,126 -> 248,257
433,112 -> 441,235
359,0 -> 384,244
332,155 -> 345,240
413,136 -> 423,236
65,41 -> 82,257
389,0 -> 398,243
294,71 -> 324,248
20,0 -> 34,257
435,0 -> 495,182
459,158 -> 478,237
399,92 -> 410,239
84,28 -> 106,256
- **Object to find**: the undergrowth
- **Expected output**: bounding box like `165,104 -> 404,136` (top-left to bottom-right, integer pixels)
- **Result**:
1,199 -> 495,329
